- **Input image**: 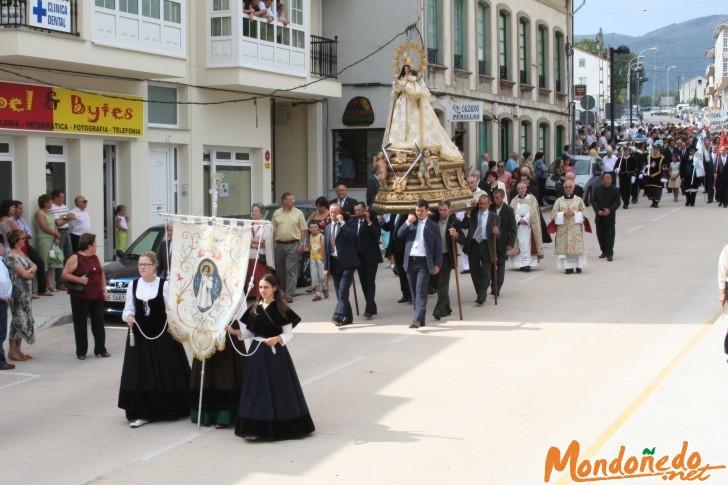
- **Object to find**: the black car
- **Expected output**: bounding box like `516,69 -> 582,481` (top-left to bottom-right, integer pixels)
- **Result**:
264,201 -> 318,288
104,225 -> 167,317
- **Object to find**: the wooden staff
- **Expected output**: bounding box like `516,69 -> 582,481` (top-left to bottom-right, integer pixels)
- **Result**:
451,235 -> 463,320
352,277 -> 360,316
492,236 -> 498,306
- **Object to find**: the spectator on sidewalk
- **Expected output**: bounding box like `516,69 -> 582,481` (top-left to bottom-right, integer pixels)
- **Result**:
14,200 -> 50,297
5,230 -> 37,361
69,196 -> 91,253
114,205 -> 129,252
34,194 -> 61,292
50,190 -> 75,289
0,238 -> 14,370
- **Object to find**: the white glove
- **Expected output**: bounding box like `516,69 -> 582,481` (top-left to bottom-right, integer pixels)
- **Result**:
631,176 -> 636,184
660,178 -> 668,184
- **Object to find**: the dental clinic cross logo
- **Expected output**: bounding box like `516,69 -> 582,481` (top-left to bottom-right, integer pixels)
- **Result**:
544,441 -> 726,482
32,0 -> 47,23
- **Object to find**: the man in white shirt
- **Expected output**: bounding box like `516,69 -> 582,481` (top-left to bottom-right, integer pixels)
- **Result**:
602,147 -> 618,176
50,190 -> 76,290
69,195 -> 91,253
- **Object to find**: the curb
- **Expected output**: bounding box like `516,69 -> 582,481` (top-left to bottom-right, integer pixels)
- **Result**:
49,314 -> 74,328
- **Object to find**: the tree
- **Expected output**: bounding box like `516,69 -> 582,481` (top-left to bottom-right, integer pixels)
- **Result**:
639,95 -> 653,108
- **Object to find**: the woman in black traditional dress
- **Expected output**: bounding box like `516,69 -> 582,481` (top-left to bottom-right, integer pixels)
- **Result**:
119,251 -> 191,428
226,274 -> 314,441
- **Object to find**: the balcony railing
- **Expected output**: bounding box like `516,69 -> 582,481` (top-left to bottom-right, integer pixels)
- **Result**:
478,60 -> 487,76
499,65 -> 508,80
311,35 -> 337,78
1,0 -> 79,34
453,54 -> 463,70
538,74 -> 546,89
519,70 -> 527,84
555,80 -> 562,93
427,47 -> 438,65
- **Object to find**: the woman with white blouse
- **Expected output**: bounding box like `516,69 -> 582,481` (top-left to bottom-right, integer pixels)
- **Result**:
118,251 -> 191,428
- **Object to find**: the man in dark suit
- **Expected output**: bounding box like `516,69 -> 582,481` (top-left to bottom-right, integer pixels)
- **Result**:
431,200 -> 465,320
715,146 -> 728,207
455,193 -> 500,305
398,199 -> 442,328
323,203 -> 360,327
490,188 -> 516,296
366,166 -> 382,208
381,212 -> 411,303
703,138 -> 715,204
593,173 -> 620,261
354,202 -> 383,318
329,183 -> 357,214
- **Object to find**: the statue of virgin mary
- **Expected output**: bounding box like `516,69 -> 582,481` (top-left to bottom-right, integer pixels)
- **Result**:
383,42 -> 464,162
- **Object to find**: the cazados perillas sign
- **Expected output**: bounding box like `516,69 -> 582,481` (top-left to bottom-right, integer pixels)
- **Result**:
448,101 -> 482,121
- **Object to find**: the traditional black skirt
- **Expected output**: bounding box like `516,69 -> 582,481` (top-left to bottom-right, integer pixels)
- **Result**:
234,342 -> 314,440
190,339 -> 246,427
118,331 -> 191,421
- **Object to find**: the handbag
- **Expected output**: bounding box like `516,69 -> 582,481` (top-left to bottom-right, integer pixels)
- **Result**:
257,253 -> 267,265
49,244 -> 64,267
63,255 -> 89,293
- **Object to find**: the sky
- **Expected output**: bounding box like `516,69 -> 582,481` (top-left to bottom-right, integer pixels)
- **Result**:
575,0 -> 728,36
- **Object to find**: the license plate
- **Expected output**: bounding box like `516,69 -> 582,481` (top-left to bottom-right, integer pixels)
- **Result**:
106,293 -> 126,302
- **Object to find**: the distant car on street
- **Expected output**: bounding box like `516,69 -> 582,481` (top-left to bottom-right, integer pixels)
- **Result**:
543,155 -> 603,206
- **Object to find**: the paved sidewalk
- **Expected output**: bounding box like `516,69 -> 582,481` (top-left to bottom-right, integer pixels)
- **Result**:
33,290 -> 74,330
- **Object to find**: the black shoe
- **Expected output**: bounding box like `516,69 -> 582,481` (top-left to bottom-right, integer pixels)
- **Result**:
565,269 -> 574,274
427,287 -> 436,295
432,311 -> 442,321
461,270 -> 470,274
607,256 -> 613,261
397,297 -> 411,304
622,204 -> 629,209
598,253 -> 606,258
523,266 -> 531,272
331,318 -> 342,328
575,268 -> 582,274
77,355 -> 86,360
392,267 -> 399,276
444,308 -> 452,316
95,352 -> 111,358
475,297 -> 485,305
363,312 -> 373,319
651,201 -> 658,208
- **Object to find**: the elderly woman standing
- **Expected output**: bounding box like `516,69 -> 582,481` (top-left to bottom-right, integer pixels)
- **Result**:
5,230 -> 37,361
34,194 -> 60,292
61,233 -> 109,360
119,251 -> 190,428
246,203 -> 274,299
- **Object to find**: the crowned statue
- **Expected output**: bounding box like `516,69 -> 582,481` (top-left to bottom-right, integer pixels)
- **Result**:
372,41 -> 472,214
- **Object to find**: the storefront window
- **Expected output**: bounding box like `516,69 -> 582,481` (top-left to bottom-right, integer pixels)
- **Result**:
0,138 -> 12,200
46,140 -> 67,195
203,148 -> 252,217
332,129 -> 385,189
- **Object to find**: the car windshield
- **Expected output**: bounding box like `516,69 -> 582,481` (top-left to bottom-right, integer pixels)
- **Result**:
573,159 -> 591,175
125,228 -> 163,258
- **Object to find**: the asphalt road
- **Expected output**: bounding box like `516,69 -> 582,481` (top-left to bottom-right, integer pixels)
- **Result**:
2,194 -> 727,484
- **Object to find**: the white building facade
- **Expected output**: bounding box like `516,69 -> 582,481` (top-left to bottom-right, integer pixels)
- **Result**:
0,0 -> 340,259
572,47 -> 609,123
321,0 -> 573,202
677,76 -> 708,106
705,21 -> 728,111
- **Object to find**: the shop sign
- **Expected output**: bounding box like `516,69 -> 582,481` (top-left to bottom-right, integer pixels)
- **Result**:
448,101 -> 482,121
0,81 -> 144,137
574,84 -> 587,97
28,0 -> 72,33
342,96 -> 375,126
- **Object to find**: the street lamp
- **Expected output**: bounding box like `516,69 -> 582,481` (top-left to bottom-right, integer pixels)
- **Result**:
609,45 -> 631,141
627,57 -> 643,125
666,65 -> 677,106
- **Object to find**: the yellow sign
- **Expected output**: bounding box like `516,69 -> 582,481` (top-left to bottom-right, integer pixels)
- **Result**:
52,88 -> 143,137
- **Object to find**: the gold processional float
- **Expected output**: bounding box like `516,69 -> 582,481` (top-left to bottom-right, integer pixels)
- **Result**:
370,41 -> 474,215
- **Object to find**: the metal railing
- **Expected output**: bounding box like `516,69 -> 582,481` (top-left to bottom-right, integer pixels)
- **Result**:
453,54 -> 462,70
0,0 -> 79,34
555,80 -> 562,93
310,35 -> 337,78
478,60 -> 487,76
499,65 -> 508,80
427,47 -> 438,65
538,74 -> 546,88
519,70 -> 527,84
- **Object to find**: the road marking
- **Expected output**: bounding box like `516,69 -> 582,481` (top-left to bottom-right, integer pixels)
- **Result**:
648,214 -> 665,223
300,356 -> 364,387
670,206 -> 683,214
554,308 -> 721,485
0,372 -> 42,391
141,428 -> 213,462
625,224 -> 645,234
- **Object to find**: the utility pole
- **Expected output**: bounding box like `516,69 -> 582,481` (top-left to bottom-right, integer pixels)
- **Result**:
652,50 -> 657,103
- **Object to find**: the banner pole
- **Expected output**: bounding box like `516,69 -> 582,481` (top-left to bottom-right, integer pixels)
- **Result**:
197,359 -> 206,430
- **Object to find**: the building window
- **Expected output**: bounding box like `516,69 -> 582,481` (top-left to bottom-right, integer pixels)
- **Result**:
479,120 -> 490,160
453,0 -> 465,70
578,77 -> 587,85
203,149 -> 252,218
0,138 -> 12,200
95,0 -> 115,8
556,125 -> 565,156
537,25 -> 547,88
500,119 -> 511,162
555,32 -> 564,92
498,11 -> 509,80
520,121 -> 530,152
724,58 -> 728,77
119,0 -> 139,14
164,0 -> 181,22
148,85 -> 178,126
290,0 -> 303,24
426,0 -> 440,64
538,123 -> 549,156
212,0 -> 229,10
518,18 -> 528,84
477,3 -> 489,76
46,140 -> 68,195
578,58 -> 586,67
332,129 -> 385,188
142,0 -> 160,19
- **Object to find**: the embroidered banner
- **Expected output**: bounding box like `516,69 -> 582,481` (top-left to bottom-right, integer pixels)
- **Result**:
166,219 -> 252,360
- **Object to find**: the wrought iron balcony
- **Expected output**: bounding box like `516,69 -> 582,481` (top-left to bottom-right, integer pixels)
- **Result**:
453,54 -> 462,70
519,70 -> 527,84
427,47 -> 438,65
310,35 -> 337,78
555,80 -> 562,93
478,60 -> 487,76
538,74 -> 546,89
499,65 -> 508,80
0,0 -> 79,34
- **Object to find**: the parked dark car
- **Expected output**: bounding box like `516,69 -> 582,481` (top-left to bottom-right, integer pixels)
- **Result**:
264,200 -> 318,288
543,155 -> 603,206
104,224 -> 167,317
